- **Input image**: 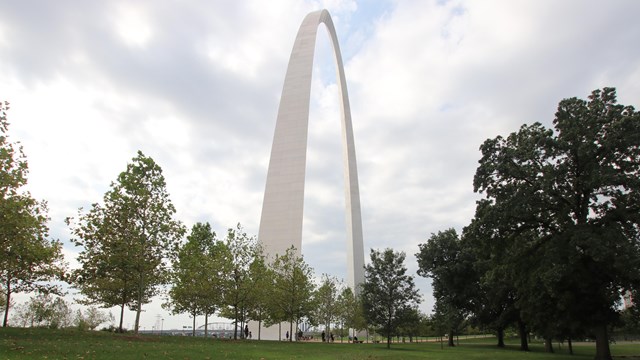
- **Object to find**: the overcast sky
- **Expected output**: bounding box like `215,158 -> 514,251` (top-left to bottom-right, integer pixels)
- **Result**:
2,0 -> 639,331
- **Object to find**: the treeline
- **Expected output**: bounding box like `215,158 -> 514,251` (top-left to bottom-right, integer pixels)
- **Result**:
415,88 -> 640,360
2,88 -> 639,360
0,99 -> 419,346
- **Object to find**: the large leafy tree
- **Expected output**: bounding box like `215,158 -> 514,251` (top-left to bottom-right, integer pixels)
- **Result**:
361,248 -> 421,349
416,229 -> 477,346
165,222 -> 227,336
473,88 -> 640,360
70,151 -> 185,333
271,246 -> 315,342
0,101 -> 65,327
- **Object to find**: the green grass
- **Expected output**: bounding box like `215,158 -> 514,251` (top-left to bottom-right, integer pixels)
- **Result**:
2,327 -> 640,360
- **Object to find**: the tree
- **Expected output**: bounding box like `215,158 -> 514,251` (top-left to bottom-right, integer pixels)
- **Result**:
245,247 -> 272,340
0,101 -> 66,327
463,207 -> 521,348
310,274 -> 340,339
271,246 -> 316,342
70,151 -> 185,333
165,222 -> 226,336
74,306 -> 114,330
336,286 -> 366,341
473,88 -> 640,360
416,229 -> 477,346
397,307 -> 422,342
219,223 -> 258,339
361,248 -> 421,349
68,202 -> 137,332
12,293 -> 73,328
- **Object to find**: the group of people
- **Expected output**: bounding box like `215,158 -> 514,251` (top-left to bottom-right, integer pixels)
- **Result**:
320,330 -> 335,342
284,329 -> 305,341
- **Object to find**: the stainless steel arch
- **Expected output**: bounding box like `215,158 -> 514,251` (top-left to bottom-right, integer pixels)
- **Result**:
258,9 -> 365,291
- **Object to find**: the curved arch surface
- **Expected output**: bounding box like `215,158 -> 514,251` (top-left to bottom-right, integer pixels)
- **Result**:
258,9 -> 365,291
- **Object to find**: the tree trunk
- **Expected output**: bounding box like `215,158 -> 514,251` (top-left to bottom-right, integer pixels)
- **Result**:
387,334 -> 391,349
594,324 -> 612,360
118,302 -> 125,332
134,303 -> 142,334
204,313 -> 209,338
497,327 -> 505,347
544,337 -> 554,353
448,331 -> 455,347
258,319 -> 262,340
289,321 -> 293,342
2,279 -> 10,327
134,273 -> 145,334
518,319 -> 529,351
233,305 -> 239,339
568,338 -> 573,355
192,311 -> 196,337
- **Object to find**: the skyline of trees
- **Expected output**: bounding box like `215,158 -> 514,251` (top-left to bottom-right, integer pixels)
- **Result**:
2,89 -> 639,360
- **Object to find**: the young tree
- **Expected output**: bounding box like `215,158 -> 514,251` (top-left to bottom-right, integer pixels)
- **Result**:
361,248 -> 421,349
13,294 -> 73,328
271,246 -> 316,342
0,101 -> 66,327
165,222 -> 225,336
336,286 -> 366,340
74,306 -> 114,330
219,223 -> 258,339
163,223 -> 224,336
245,247 -> 272,340
70,151 -> 185,333
68,203 -> 134,332
311,274 -> 340,339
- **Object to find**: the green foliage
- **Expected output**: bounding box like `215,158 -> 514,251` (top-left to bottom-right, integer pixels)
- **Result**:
362,248 -> 421,349
270,246 -> 316,342
469,87 -> 640,360
69,151 -> 185,333
336,286 -> 366,338
0,101 -> 66,328
218,223 -> 258,339
244,247 -> 273,339
12,294 -> 73,329
165,222 -> 227,336
310,274 -> 340,335
416,228 -> 477,346
74,306 -> 113,331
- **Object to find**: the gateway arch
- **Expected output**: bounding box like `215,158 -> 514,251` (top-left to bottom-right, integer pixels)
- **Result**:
259,9 -> 365,292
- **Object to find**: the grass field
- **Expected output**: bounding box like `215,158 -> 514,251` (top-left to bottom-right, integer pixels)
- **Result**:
2,328 -> 640,360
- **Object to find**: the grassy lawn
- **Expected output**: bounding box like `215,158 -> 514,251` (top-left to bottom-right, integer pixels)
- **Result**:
2,327 -> 640,360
